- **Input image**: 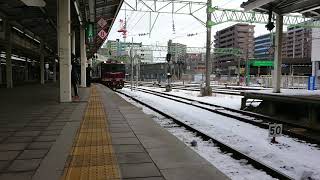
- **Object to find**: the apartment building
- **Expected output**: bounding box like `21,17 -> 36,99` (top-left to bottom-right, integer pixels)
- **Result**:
214,23 -> 255,75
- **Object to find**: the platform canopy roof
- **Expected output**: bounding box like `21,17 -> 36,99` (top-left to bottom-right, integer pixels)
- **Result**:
241,0 -> 320,17
0,0 -> 123,58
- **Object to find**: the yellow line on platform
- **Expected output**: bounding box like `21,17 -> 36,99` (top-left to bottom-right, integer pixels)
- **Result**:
62,86 -> 121,180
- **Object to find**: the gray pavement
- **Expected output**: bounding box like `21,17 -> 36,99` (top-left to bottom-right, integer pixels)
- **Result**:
0,83 -> 89,180
97,84 -> 229,180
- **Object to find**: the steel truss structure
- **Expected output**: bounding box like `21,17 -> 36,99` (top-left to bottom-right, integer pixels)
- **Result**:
100,44 -> 242,55
122,0 -> 318,36
211,7 -> 318,28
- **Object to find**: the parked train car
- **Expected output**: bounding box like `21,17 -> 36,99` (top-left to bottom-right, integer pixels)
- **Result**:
92,60 -> 125,89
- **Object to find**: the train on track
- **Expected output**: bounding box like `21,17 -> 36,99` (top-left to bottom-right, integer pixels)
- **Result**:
92,60 -> 125,89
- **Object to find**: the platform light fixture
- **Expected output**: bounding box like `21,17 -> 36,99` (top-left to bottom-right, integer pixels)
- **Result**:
300,6 -> 320,14
20,0 -> 46,7
74,0 -> 83,25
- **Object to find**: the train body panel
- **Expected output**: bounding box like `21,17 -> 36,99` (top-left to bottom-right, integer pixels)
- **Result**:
93,60 -> 125,89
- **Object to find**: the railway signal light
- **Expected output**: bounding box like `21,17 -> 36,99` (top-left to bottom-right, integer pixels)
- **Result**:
265,9 -> 275,31
266,22 -> 275,31
166,53 -> 171,62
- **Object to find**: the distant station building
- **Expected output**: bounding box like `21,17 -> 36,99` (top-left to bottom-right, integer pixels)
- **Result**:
170,43 -> 187,63
286,26 -> 312,59
214,23 -> 255,76
169,43 -> 187,79
253,33 -> 287,75
140,63 -> 166,81
185,53 -> 206,74
284,26 -> 312,75
253,27 -> 312,75
136,49 -> 154,64
101,40 -> 154,64
104,40 -> 141,57
254,33 -> 286,59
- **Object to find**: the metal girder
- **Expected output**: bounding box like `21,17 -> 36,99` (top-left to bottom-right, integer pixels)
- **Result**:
101,44 -> 242,55
124,0 -> 206,14
123,0 -> 206,26
122,0 -> 316,28
241,0 -> 275,12
211,7 -> 317,27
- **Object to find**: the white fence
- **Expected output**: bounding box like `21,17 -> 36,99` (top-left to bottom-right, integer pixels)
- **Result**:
138,74 -> 314,89
211,75 -> 310,89
250,75 -> 309,89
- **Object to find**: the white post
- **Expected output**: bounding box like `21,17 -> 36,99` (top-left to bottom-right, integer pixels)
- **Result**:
273,14 -> 283,93
312,61 -> 319,89
136,57 -> 138,90
40,41 -> 45,84
130,38 -> 134,91
174,43 -> 177,79
58,0 -> 72,102
80,27 -> 86,87
5,20 -> 13,88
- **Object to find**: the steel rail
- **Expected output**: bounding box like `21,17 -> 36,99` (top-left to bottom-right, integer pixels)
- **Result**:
131,87 -> 320,145
115,89 -> 293,180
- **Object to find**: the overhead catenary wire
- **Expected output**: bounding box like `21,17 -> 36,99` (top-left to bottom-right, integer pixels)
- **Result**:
127,2 -> 156,33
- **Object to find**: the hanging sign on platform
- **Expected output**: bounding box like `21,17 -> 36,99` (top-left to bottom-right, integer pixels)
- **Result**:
98,29 -> 107,40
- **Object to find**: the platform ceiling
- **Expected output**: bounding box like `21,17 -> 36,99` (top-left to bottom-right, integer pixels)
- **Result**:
0,0 -> 123,58
241,0 -> 320,17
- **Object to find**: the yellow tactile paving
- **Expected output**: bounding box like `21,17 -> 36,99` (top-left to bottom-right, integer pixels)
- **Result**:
62,86 -> 121,180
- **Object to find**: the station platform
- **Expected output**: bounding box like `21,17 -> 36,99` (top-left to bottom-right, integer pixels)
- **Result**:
0,83 -> 89,180
242,89 -> 320,105
0,83 -> 229,180
241,89 -> 320,130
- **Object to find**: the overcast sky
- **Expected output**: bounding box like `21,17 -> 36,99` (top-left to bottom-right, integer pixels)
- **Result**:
106,0 -> 272,48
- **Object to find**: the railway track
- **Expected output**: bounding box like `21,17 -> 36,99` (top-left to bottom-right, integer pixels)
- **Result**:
124,87 -> 320,145
171,86 -> 243,96
124,83 -> 243,96
116,89 -> 293,180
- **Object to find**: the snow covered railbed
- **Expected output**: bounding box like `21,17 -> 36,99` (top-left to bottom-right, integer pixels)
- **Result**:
117,92 -> 279,180
119,88 -> 320,180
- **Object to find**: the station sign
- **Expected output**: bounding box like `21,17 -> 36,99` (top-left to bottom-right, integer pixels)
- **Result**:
251,60 -> 274,67
98,29 -> 107,40
308,76 -> 316,90
97,18 -> 107,28
86,23 -> 94,38
269,124 -> 282,137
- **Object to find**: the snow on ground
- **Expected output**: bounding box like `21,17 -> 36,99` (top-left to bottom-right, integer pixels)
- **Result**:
120,88 -> 320,180
169,81 -> 269,90
137,86 -> 244,109
118,93 -> 276,180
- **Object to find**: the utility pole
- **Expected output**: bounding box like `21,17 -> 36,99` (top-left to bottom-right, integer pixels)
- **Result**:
237,56 -> 241,86
245,48 -> 250,86
174,43 -> 177,80
166,40 -> 172,92
135,56 -> 139,90
203,0 -> 212,96
130,38 -> 134,91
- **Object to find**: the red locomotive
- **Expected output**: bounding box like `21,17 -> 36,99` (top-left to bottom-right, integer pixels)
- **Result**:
93,60 -> 125,89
